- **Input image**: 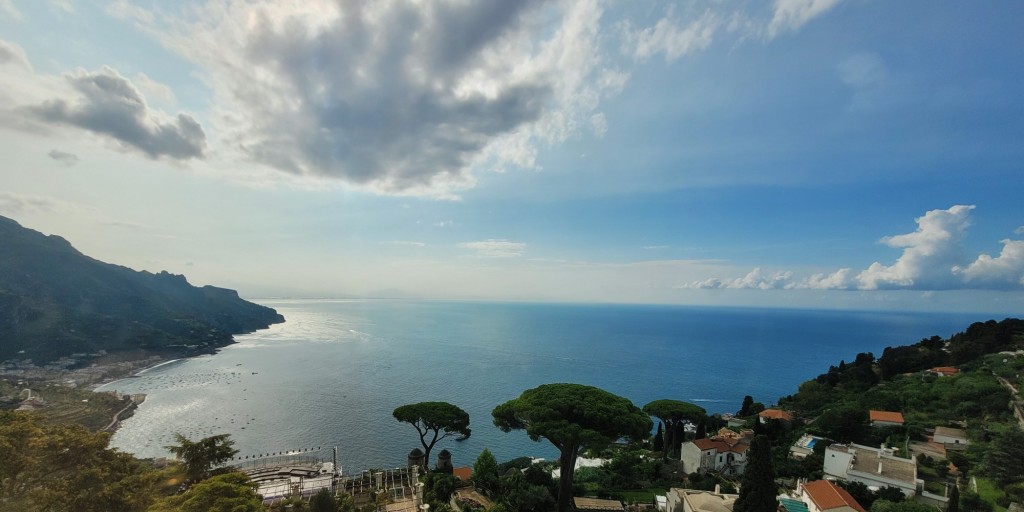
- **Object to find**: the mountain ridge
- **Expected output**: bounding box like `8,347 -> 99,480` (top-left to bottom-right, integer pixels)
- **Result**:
0,215 -> 284,362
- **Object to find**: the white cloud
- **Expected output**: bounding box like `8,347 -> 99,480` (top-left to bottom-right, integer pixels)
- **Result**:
681,267 -> 794,290
684,205 -> 1024,292
956,240 -> 1024,289
457,239 -> 527,258
766,0 -> 842,39
1015,226 -> 1024,235
0,192 -> 77,216
21,66 -> 206,160
49,0 -> 74,13
624,8 -> 719,62
801,268 -> 855,290
0,0 -> 22,21
384,240 -> 427,248
857,205 -> 974,290
132,72 -> 176,105
0,39 -> 31,70
118,0 -> 625,197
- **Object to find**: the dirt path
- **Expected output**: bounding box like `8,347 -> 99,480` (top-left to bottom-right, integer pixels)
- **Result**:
103,397 -> 138,432
994,374 -> 1024,430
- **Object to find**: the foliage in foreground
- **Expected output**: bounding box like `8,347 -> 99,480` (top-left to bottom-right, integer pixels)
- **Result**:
0,410 -> 165,512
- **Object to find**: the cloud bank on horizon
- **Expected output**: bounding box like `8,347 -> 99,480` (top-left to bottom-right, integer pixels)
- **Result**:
685,206 -> 1024,291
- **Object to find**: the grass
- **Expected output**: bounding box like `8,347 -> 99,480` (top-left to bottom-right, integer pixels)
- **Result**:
974,477 -> 1008,512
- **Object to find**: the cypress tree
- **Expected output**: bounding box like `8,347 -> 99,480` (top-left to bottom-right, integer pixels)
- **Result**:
653,422 -> 664,451
739,395 -> 754,416
734,435 -> 777,512
695,419 -> 707,440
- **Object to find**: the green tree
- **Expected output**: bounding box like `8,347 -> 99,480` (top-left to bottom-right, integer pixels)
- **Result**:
165,432 -> 239,482
474,448 -> 500,496
492,383 -> 652,512
653,423 -> 664,451
734,435 -> 777,512
500,471 -> 555,512
393,402 -> 471,470
310,488 -> 338,512
424,471 -> 459,510
0,410 -> 161,512
642,400 -> 705,460
983,427 -> 1024,486
148,472 -> 263,512
738,396 -> 754,417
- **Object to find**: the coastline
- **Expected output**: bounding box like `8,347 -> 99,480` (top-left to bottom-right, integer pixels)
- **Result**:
92,357 -> 185,391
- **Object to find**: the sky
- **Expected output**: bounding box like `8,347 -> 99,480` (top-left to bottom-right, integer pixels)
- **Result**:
1,0 -> 1023,314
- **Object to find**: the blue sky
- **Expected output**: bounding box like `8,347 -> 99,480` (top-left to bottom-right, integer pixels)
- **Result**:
1,0 -> 1022,314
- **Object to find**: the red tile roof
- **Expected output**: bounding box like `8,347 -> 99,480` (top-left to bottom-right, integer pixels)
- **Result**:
759,409 -> 794,421
453,466 -> 473,481
869,410 -> 904,424
693,438 -> 726,451
692,438 -> 748,454
930,366 -> 959,376
803,480 -> 865,512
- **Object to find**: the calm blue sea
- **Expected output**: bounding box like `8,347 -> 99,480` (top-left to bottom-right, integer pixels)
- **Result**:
101,300 -> 982,472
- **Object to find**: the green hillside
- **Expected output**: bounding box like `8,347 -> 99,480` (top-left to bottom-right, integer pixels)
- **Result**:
0,215 -> 284,363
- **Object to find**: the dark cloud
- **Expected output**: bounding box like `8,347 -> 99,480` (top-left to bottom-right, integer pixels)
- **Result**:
26,67 -> 206,160
160,0 -> 615,195
47,149 -> 79,165
231,2 -> 548,191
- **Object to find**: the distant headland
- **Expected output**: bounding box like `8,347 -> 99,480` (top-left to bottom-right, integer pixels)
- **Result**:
0,214 -> 284,365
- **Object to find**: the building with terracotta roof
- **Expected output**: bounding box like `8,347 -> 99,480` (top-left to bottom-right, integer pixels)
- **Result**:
452,466 -> 473,481
759,408 -> 794,424
928,366 -> 960,377
801,480 -> 865,512
868,410 -> 905,427
823,444 -> 917,496
680,436 -> 750,476
666,488 -> 738,512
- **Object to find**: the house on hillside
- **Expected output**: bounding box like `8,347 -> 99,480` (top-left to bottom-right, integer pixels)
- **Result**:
666,488 -> 738,512
680,434 -> 750,476
759,409 -> 794,426
800,480 -> 865,512
928,366 -> 960,377
823,443 -> 917,496
933,426 -> 969,447
868,410 -> 905,428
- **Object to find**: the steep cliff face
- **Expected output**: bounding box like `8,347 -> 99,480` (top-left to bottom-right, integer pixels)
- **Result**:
0,216 -> 284,362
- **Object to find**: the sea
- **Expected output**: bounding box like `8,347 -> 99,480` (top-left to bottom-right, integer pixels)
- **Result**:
100,300 -> 983,473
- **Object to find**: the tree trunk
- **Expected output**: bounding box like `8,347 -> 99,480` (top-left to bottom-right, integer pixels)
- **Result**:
665,420 -> 677,460
557,447 -> 579,512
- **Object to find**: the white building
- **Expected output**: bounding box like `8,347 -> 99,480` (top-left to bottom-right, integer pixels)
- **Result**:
933,426 -> 969,446
680,438 -> 749,476
823,444 -> 917,496
666,488 -> 738,512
